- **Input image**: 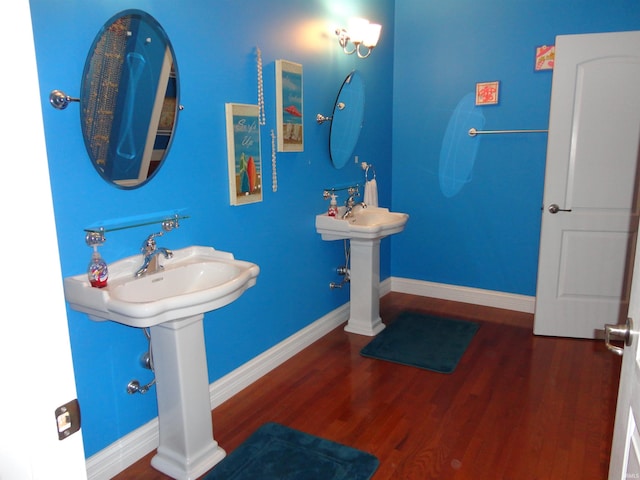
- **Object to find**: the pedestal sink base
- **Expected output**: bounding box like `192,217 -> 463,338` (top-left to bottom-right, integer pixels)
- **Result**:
344,317 -> 386,336
151,443 -> 225,480
150,314 -> 226,480
343,238 -> 386,337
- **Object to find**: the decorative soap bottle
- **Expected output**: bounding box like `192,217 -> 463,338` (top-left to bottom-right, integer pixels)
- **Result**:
328,194 -> 339,217
87,245 -> 108,288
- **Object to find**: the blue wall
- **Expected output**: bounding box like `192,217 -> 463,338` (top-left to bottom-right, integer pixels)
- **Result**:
392,1 -> 640,296
29,0 -> 395,457
29,0 -> 640,461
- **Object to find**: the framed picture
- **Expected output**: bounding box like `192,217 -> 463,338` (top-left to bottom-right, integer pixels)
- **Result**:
275,60 -> 303,152
475,81 -> 500,106
535,45 -> 555,71
225,103 -> 262,205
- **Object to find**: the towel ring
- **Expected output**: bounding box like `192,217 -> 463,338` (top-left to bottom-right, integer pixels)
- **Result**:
362,162 -> 376,182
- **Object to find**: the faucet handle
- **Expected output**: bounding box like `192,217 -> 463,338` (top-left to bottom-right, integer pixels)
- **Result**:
141,231 -> 164,254
141,237 -> 156,255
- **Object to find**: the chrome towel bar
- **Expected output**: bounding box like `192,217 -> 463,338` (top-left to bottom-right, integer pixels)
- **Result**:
468,127 -> 548,137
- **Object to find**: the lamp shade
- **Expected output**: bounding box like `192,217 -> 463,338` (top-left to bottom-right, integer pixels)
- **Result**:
362,24 -> 381,48
348,18 -> 369,43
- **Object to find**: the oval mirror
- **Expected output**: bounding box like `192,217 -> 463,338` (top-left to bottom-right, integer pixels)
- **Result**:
329,71 -> 365,169
80,10 -> 180,188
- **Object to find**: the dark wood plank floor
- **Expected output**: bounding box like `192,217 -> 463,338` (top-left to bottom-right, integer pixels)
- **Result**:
113,292 -> 621,479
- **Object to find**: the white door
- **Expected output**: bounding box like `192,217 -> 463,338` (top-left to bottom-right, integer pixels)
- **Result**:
607,230 -> 640,479
0,1 -> 87,478
534,31 -> 640,339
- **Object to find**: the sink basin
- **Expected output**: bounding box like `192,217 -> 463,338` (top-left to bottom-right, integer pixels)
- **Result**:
315,206 -> 409,241
64,245 -> 260,328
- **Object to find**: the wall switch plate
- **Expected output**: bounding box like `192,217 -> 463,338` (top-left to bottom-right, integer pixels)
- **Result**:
55,399 -> 81,440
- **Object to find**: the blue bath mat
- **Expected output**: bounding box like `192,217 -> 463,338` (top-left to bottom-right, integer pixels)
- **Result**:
204,422 -> 379,480
361,312 -> 480,374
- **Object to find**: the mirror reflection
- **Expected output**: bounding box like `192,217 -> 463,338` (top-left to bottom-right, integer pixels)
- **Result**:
80,9 -> 180,188
329,71 -> 365,169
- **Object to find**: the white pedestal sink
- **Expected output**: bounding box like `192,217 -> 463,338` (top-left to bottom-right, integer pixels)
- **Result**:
315,207 -> 408,336
64,246 -> 259,480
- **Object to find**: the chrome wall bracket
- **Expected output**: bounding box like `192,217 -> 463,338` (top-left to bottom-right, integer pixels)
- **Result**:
85,229 -> 106,247
316,102 -> 345,124
49,90 -> 80,110
316,113 -> 333,124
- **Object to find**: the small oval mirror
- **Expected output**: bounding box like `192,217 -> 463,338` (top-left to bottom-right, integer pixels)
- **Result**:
80,10 -> 180,188
329,71 -> 365,169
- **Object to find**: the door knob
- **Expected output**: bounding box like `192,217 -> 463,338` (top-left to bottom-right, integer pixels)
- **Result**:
548,204 -> 572,214
604,317 -> 633,356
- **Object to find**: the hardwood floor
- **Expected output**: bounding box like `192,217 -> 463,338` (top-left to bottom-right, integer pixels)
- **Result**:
113,292 -> 621,479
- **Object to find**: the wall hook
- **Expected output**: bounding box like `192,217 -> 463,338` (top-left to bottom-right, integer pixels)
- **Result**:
49,89 -> 80,110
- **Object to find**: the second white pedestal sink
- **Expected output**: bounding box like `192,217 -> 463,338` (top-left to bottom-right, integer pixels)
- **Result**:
64,246 -> 259,480
315,207 -> 408,336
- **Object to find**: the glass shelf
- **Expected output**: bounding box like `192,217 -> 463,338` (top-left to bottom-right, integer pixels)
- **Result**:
322,184 -> 360,200
83,211 -> 189,246
84,214 -> 189,234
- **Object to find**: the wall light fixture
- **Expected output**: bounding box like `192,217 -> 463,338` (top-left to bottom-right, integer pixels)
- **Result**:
335,18 -> 382,59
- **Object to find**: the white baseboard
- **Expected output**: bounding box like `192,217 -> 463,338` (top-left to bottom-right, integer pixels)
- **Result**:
85,419 -> 159,480
390,277 -> 535,313
86,277 -> 532,478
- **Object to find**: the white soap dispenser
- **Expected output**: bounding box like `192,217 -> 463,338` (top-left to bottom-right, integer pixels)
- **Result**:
328,194 -> 339,217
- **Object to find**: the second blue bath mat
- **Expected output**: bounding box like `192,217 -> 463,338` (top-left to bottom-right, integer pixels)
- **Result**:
360,312 -> 480,374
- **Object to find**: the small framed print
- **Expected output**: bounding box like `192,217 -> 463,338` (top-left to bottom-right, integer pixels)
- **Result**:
535,45 -> 555,71
475,81 -> 500,106
225,103 -> 262,205
275,60 -> 303,152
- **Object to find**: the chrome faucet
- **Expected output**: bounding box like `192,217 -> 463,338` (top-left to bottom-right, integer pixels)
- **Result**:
342,194 -> 367,219
135,231 -> 173,278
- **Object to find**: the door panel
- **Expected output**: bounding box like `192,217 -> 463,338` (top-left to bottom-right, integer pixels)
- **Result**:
628,422 -> 640,478
570,60 -> 640,210
559,231 -> 633,298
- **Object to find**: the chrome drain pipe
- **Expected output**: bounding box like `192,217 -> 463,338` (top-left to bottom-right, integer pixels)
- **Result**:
127,379 -> 156,395
127,330 -> 156,394
330,265 -> 350,289
330,239 -> 351,290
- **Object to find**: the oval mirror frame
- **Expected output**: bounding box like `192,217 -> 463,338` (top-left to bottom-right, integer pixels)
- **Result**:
80,9 -> 180,189
329,71 -> 365,169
